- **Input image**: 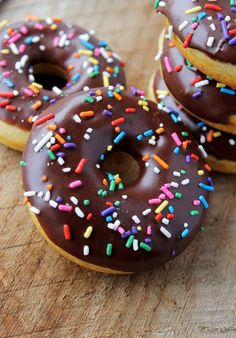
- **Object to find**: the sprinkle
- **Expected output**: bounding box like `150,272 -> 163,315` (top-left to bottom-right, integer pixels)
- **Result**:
75,207 -> 85,218
153,155 -> 169,169
155,200 -> 169,214
198,182 -> 214,192
181,228 -> 189,238
30,206 -> 40,214
113,131 -> 126,144
171,132 -> 182,146
83,245 -> 89,256
126,235 -> 135,248
139,242 -> 152,252
199,195 -> 209,209
34,131 -> 53,152
106,243 -> 113,256
160,226 -> 172,239
75,158 -> 87,174
69,180 -> 82,189
84,226 -> 93,239
63,224 -> 71,240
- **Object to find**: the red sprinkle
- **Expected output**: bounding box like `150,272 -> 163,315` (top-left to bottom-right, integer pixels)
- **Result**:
0,100 -> 10,107
0,92 -> 14,98
175,65 -> 183,72
191,76 -> 203,86
205,4 -> 222,11
63,224 -> 71,240
111,117 -> 126,126
75,158 -> 86,174
183,33 -> 193,48
50,144 -> 60,152
155,213 -> 163,222
125,108 -> 136,113
87,213 -> 93,220
6,105 -> 16,111
191,154 -> 199,161
34,113 -> 55,126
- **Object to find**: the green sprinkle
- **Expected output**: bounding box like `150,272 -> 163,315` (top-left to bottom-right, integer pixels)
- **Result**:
186,59 -> 193,67
201,225 -> 205,232
20,160 -> 26,167
98,189 -> 103,196
190,210 -> 200,216
192,17 -> 197,23
175,192 -> 183,199
83,199 -> 90,206
154,0 -> 160,9
106,243 -> 113,256
181,169 -> 187,174
102,191 -> 108,197
126,235 -> 135,248
109,180 -> 116,192
84,96 -> 94,103
114,201 -> 120,207
114,66 -> 120,75
48,150 -> 56,160
140,242 -> 152,252
181,131 -> 188,137
118,182 -> 124,190
89,71 -> 100,78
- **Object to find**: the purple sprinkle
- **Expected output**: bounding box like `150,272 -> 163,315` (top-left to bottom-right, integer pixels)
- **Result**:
56,196 -> 63,203
220,20 -> 230,40
132,226 -> 138,234
56,152 -> 65,157
103,109 -> 113,117
137,89 -> 145,96
130,86 -> 137,95
231,7 -> 236,13
186,155 -> 191,163
101,206 -> 116,217
171,250 -> 176,256
193,90 -> 203,99
66,82 -> 73,88
145,238 -> 152,244
229,36 -> 236,46
50,98 -> 57,104
63,143 -> 76,149
208,177 -> 214,187
217,13 -> 224,21
122,230 -> 132,238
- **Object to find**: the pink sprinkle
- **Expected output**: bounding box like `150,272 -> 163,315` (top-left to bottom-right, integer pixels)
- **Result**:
171,132 -> 182,146
164,56 -> 173,74
192,22 -> 199,30
68,33 -> 75,39
3,71 -> 11,77
59,127 -> 66,134
137,89 -> 145,96
160,187 -> 174,200
159,193 -> 166,200
118,226 -> 125,235
24,88 -> 34,96
0,60 -> 7,67
20,26 -> 29,35
58,205 -> 73,212
148,198 -> 162,205
8,33 -> 22,44
34,23 -> 44,30
193,200 -> 201,206
164,183 -> 171,189
19,44 -> 26,54
147,225 -> 152,235
94,48 -> 100,56
69,180 -> 82,189
53,36 -> 60,47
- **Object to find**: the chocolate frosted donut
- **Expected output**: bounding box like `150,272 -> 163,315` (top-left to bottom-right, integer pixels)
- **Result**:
155,0 -> 236,88
150,69 -> 236,174
0,18 -> 125,150
160,35 -> 236,134
22,86 -> 214,273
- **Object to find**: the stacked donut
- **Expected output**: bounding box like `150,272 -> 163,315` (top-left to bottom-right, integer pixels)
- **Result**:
151,0 -> 236,173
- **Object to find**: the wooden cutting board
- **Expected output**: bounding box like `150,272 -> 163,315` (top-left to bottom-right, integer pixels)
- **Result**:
0,1 -> 236,337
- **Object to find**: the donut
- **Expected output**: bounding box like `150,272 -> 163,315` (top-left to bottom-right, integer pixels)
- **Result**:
149,69 -> 236,174
22,86 -> 214,274
0,18 -> 125,151
155,0 -> 236,88
159,33 -> 236,134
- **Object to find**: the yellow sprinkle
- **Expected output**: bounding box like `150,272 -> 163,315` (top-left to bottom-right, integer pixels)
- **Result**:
79,50 -> 93,56
84,226 -> 93,239
32,82 -> 43,89
103,75 -> 110,87
185,6 -> 202,14
156,89 -> 169,95
0,20 -> 8,29
88,57 -> 99,65
1,49 -> 9,54
216,82 -> 225,88
138,100 -> 148,106
137,226 -> 142,231
107,145 -> 113,151
50,24 -> 58,30
213,131 -> 222,138
198,170 -> 204,176
143,105 -> 149,112
155,200 -> 169,214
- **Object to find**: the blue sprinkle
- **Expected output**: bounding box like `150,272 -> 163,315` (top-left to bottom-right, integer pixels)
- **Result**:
72,73 -> 81,82
107,173 -> 114,181
79,39 -> 95,50
99,40 -> 108,47
103,109 -> 112,117
106,216 -> 112,222
43,95 -> 50,102
100,154 -> 105,161
198,182 -> 214,192
144,129 -> 154,137
122,231 -> 132,239
132,226 -> 138,234
4,79 -> 15,88
137,134 -> 143,141
170,113 -> 179,123
168,205 -> 174,213
198,12 -> 207,20
174,147 -> 180,155
199,195 -> 209,209
113,131 -> 126,144
25,37 -> 33,45
181,228 -> 190,238
220,87 -> 235,95
66,135 -> 72,141
107,90 -> 114,97
63,142 -> 76,149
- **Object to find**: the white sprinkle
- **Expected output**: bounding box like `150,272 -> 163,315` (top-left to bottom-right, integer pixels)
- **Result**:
108,220 -> 120,230
24,191 -> 36,197
10,43 -> 19,55
30,206 -> 40,215
229,139 -> 235,146
132,215 -> 140,224
44,191 -> 51,202
70,196 -> 78,205
145,162 -> 150,168
49,200 -> 58,208
160,226 -> 172,239
57,157 -> 65,166
179,20 -> 189,31
32,36 -> 40,43
34,131 -> 53,152
83,245 -> 89,256
37,191 -> 43,198
63,167 -> 71,173
154,167 -> 160,174
171,182 -> 179,188
75,207 -> 84,218
207,36 -> 215,48
198,145 -> 208,158
184,223 -> 189,228
142,208 -> 152,216
73,114 -> 81,123
209,23 -> 216,31
133,239 -> 139,251
195,80 -> 209,88
148,139 -> 156,146
84,133 -> 90,141
52,86 -> 62,96
122,195 -> 128,200
162,218 -> 169,225
181,179 -> 190,186
173,171 -> 181,177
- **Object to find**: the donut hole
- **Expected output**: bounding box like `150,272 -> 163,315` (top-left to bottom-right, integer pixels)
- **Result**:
32,63 -> 68,90
101,151 -> 141,187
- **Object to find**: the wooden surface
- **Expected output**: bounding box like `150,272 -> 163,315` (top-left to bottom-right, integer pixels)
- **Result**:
0,1 -> 236,337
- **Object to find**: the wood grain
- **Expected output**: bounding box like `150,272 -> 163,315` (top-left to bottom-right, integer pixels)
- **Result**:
0,1 -> 236,337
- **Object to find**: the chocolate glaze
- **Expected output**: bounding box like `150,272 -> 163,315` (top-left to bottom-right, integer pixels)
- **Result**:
157,0 -> 236,64
153,69 -> 236,162
0,19 -> 125,131
160,36 -> 236,125
22,87 -> 213,273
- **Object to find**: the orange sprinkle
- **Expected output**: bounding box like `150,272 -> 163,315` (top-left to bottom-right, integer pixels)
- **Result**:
29,85 -> 40,94
52,17 -> 62,23
106,66 -> 113,73
207,130 -> 214,143
80,111 -> 94,118
47,124 -> 57,131
154,155 -> 169,169
73,52 -> 80,58
111,117 -> 126,126
67,64 -> 74,71
113,92 -> 122,101
115,177 -> 121,184
169,41 -> 175,48
115,126 -> 120,133
103,179 -> 108,186
27,115 -> 33,123
23,197 -> 28,204
32,100 -> 42,110
156,127 -> 164,135
47,184 -> 53,191
142,154 -> 150,161
42,175 -> 48,182
205,163 -> 212,172
26,15 -> 40,21
95,89 -> 103,96
182,140 -> 191,150
55,133 -> 66,144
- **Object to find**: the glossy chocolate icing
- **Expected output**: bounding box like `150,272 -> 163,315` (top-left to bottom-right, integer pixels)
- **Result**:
157,0 -> 236,64
22,87 -> 213,273
0,19 -> 125,131
153,69 -> 236,162
160,36 -> 236,125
